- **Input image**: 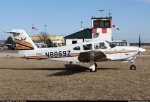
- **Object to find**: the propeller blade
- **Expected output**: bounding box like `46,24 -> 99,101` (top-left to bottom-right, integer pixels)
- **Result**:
139,34 -> 141,48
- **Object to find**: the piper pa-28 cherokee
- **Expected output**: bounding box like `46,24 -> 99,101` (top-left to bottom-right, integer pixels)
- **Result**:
7,29 -> 146,72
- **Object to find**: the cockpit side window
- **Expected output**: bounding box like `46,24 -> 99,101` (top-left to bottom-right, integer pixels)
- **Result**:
83,44 -> 92,50
105,41 -> 116,48
99,42 -> 107,49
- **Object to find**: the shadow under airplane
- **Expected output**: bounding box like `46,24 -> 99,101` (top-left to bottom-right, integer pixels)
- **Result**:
0,64 -> 120,76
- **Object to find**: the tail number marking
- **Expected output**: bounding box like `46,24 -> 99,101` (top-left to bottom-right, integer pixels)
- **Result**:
45,50 -> 71,58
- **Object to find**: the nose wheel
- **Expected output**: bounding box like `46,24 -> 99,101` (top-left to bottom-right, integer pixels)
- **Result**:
130,64 -> 136,70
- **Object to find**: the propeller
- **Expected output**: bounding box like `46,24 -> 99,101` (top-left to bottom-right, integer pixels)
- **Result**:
139,34 -> 141,48
138,34 -> 141,56
138,34 -> 146,55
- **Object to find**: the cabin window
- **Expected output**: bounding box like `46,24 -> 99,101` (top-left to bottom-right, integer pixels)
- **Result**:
99,42 -> 107,49
83,44 -> 92,50
73,46 -> 80,50
94,43 -> 100,49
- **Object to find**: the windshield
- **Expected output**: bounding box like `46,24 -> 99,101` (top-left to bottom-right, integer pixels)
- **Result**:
110,43 -> 116,48
105,41 -> 116,48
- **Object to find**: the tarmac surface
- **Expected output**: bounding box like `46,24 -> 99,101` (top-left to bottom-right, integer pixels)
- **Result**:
0,50 -> 150,100
0,52 -> 19,57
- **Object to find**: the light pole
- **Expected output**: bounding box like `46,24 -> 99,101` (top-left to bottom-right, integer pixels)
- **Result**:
44,24 -> 47,44
44,24 -> 47,32
80,21 -> 84,30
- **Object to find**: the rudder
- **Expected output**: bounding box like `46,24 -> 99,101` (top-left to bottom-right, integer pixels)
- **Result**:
6,29 -> 38,50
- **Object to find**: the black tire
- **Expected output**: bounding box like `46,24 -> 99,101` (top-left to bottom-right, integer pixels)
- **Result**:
130,65 -> 136,70
89,63 -> 97,72
95,63 -> 97,68
95,67 -> 97,72
89,68 -> 97,72
69,61 -> 72,65
90,69 -> 93,72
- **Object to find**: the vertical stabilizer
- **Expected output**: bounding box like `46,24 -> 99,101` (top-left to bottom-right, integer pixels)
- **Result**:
6,29 -> 38,50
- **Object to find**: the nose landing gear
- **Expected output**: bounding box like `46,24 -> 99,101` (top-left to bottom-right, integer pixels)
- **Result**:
130,64 -> 136,70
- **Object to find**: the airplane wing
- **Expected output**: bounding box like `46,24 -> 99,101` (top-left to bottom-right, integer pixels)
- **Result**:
78,51 -> 107,63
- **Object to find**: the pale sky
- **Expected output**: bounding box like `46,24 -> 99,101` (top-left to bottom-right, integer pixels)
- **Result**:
0,0 -> 150,43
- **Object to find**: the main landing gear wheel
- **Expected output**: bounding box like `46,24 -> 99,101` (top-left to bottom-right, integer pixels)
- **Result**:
90,63 -> 97,72
95,63 -> 97,68
130,64 -> 136,70
90,68 -> 97,72
69,61 -> 72,65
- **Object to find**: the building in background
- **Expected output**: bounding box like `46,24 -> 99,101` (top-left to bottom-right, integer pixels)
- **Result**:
65,28 -> 92,45
91,16 -> 112,42
30,36 -> 65,47
64,15 -> 130,47
0,40 -> 6,50
47,36 -> 65,46
65,16 -> 113,45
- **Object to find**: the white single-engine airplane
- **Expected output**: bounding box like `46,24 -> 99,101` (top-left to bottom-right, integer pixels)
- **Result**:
7,29 -> 146,72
